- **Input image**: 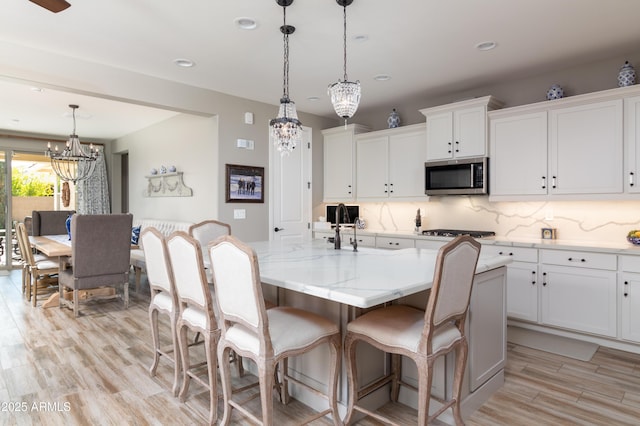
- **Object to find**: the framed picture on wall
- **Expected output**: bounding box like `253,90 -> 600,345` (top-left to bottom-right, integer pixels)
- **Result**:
225,164 -> 264,203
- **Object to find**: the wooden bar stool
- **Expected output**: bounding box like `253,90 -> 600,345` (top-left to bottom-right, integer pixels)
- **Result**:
344,235 -> 481,425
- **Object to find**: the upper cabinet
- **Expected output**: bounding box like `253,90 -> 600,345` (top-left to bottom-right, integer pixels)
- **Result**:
489,86 -> 636,200
625,95 -> 640,194
355,124 -> 427,201
322,124 -> 369,202
420,96 -> 503,161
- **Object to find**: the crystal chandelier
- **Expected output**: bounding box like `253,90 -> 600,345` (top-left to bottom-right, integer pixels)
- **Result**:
45,104 -> 99,183
270,0 -> 302,156
328,0 -> 361,125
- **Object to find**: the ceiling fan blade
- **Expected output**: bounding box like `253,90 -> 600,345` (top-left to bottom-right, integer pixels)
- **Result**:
29,0 -> 71,13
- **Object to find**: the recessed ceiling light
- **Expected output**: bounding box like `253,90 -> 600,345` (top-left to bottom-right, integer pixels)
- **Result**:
9,119 -> 20,126
374,74 -> 391,81
475,41 -> 497,51
30,87 -> 43,92
234,17 -> 257,30
173,58 -> 195,68
353,34 -> 368,42
307,96 -> 320,102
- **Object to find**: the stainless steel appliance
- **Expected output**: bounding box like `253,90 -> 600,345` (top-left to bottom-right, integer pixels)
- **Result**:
421,229 -> 495,238
424,157 -> 488,195
325,204 -> 359,227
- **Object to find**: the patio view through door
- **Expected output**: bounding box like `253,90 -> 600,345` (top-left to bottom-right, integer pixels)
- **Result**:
1,151 -> 74,270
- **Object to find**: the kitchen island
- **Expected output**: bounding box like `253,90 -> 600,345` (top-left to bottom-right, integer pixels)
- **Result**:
248,239 -> 511,423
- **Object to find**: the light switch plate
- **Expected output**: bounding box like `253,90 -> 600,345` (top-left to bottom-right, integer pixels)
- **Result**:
234,209 -> 246,219
244,112 -> 254,124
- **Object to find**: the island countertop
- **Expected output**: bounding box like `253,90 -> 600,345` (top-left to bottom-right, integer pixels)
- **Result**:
249,239 -> 511,308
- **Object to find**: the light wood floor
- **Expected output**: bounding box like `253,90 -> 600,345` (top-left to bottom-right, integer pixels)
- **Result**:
2,270 -> 640,425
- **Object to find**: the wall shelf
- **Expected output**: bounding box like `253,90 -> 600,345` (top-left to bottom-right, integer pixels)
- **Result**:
144,172 -> 193,197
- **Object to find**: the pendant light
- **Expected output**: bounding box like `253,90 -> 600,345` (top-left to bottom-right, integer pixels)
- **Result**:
45,104 -> 99,183
328,0 -> 361,126
270,0 -> 302,156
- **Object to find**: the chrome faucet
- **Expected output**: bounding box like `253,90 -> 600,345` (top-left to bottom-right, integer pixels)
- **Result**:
350,217 -> 359,252
334,203 -> 350,250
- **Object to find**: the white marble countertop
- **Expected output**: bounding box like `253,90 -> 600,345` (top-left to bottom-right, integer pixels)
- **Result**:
315,228 -> 640,255
249,239 -> 511,308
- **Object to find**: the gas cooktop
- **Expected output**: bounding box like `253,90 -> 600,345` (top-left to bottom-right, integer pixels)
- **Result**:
421,229 -> 496,238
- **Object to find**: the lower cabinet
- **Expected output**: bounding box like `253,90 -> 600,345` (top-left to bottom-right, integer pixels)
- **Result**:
539,259 -> 617,338
619,255 -> 640,343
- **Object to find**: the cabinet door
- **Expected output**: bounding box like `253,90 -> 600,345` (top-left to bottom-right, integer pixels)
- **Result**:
454,105 -> 487,158
620,273 -> 640,343
490,112 -> 548,196
356,135 -> 389,199
549,99 -> 623,195
426,111 -> 453,161
625,96 -> 640,193
506,262 -> 539,322
540,265 -> 617,337
323,131 -> 355,201
388,128 -> 427,198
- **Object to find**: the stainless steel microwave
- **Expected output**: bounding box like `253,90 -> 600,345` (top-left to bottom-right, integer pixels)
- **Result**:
424,157 -> 488,195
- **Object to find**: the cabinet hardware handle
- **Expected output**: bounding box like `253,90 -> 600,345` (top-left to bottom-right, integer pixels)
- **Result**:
348,184 -> 352,195
455,141 -> 459,153
625,280 -> 629,297
390,183 -> 393,193
384,183 -> 388,193
630,172 -> 635,187
567,257 -> 586,262
542,272 -> 547,286
532,270 -> 536,285
552,176 -> 557,189
541,176 -> 546,189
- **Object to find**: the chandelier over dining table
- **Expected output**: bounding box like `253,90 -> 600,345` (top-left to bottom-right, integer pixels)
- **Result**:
45,104 -> 99,183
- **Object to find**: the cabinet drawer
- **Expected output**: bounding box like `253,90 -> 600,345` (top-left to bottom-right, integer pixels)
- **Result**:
619,255 -> 640,273
481,245 -> 538,263
352,235 -> 376,247
540,249 -> 616,270
376,237 -> 415,250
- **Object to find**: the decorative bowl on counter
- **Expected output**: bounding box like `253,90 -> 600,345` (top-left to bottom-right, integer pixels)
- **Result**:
627,230 -> 640,245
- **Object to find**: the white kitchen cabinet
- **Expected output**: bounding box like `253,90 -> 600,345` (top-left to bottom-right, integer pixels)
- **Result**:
355,124 -> 427,201
539,249 -> 617,338
482,246 -> 539,323
624,95 -> 640,193
322,124 -> 369,202
548,99 -> 623,195
489,111 -> 548,196
618,255 -> 640,343
420,96 -> 502,161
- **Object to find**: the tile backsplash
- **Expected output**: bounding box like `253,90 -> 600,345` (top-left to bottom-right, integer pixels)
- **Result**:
335,198 -> 640,244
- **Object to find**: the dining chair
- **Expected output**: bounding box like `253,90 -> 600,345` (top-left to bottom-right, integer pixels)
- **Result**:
343,235 -> 481,426
141,227 -> 181,397
166,231 -> 219,425
58,214 -> 132,317
31,210 -> 75,236
208,235 -> 342,426
16,222 -> 59,306
188,219 -> 231,260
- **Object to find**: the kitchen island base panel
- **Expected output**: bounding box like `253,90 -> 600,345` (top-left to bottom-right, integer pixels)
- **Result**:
257,266 -> 506,424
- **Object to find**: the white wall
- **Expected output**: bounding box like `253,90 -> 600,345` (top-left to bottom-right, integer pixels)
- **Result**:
112,114 -> 219,222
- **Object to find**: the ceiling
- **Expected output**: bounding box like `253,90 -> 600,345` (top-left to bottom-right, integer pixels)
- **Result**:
2,0 -> 640,141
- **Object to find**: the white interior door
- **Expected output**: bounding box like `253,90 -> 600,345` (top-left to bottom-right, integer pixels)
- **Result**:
270,126 -> 312,242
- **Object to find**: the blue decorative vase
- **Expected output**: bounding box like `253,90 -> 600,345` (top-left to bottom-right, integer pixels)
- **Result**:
618,61 -> 636,87
546,84 -> 564,100
387,108 -> 400,128
65,214 -> 72,240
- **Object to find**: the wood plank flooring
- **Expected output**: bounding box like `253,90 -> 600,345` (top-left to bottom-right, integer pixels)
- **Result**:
2,269 -> 640,425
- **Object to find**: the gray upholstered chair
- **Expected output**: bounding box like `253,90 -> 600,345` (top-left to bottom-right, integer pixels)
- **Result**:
31,210 -> 75,236
58,214 -> 133,317
344,235 -> 481,426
